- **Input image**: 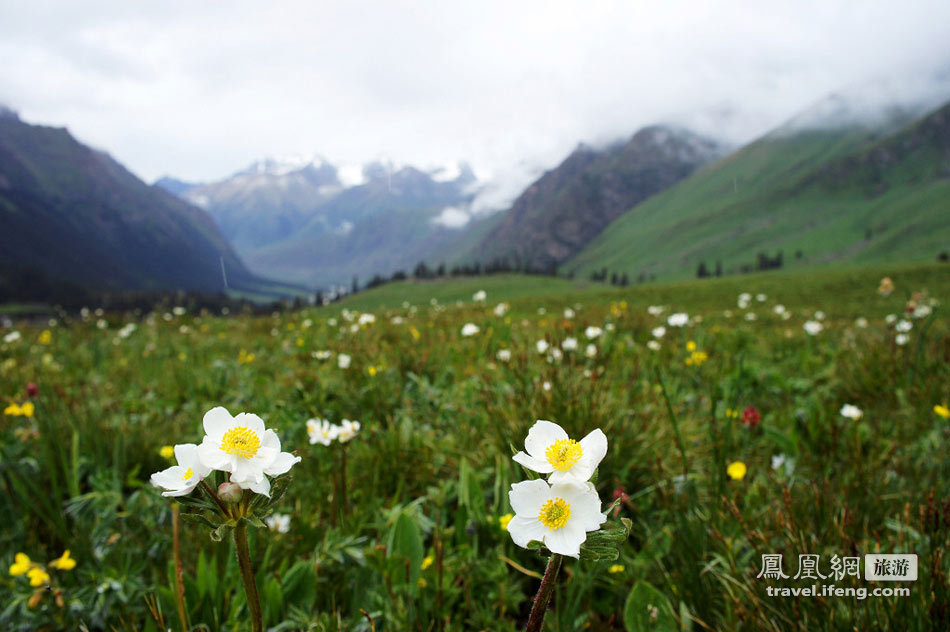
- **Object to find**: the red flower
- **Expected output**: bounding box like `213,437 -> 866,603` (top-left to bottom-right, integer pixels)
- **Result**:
741,406 -> 761,428
25,382 -> 38,398
612,487 -> 629,503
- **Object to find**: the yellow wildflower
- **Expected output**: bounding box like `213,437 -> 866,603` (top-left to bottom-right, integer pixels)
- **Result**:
417,577 -> 427,588
49,550 -> 76,571
727,461 -> 747,481
296,337 -> 304,347
238,349 -> 255,364
9,553 -> 32,576
498,513 -> 514,530
686,340 -> 697,352
38,330 -> 52,345
368,366 -> 377,377
159,445 -> 175,459
27,567 -> 50,587
20,402 -> 34,417
608,564 -> 625,574
421,555 -> 434,571
935,405 -> 950,419
410,326 -> 421,341
4,403 -> 20,416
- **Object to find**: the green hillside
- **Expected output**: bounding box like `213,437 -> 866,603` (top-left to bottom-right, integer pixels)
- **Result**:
568,102 -> 950,281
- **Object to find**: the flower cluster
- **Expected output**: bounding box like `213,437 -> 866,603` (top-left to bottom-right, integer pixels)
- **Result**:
506,420 -> 608,557
306,417 -> 361,446
9,550 -> 75,588
151,407 -> 301,498
4,401 -> 34,417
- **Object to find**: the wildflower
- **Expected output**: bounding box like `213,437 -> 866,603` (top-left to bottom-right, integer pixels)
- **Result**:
585,344 -> 597,358
357,313 -> 376,326
547,348 -> 563,363
472,290 -> 487,302
513,420 -> 607,483
878,277 -> 894,296
9,553 -> 33,576
313,350 -> 331,360
773,304 -> 787,315
367,365 -> 378,377
3,330 -> 21,343
895,320 -> 912,333
265,514 -> 291,533
686,341 -> 696,351
651,326 -> 666,338
934,405 -> 950,419
542,381 -> 552,392
563,308 -> 575,319
4,402 -> 34,417
498,513 -> 514,530
726,461 -> 747,481
159,445 -> 175,459
608,564 -> 625,574
306,418 -> 339,446
840,404 -> 863,420
27,567 -> 50,587
667,313 -> 688,327
421,555 -> 434,570
238,349 -> 255,364
493,302 -> 509,316
337,353 -> 352,369
741,407 -> 761,428
803,321 -> 823,336
895,333 -> 909,346
885,314 -> 898,324
561,337 -> 578,351
855,317 -> 868,328
536,340 -> 550,354
196,407 -> 301,497
151,444 -> 212,497
584,326 -> 603,339
49,550 -> 76,571
336,419 -> 361,443
647,340 -> 661,351
744,312 -> 757,321
506,478 -> 606,558
647,305 -> 664,316
410,326 -> 421,340
497,349 -> 512,362
461,323 -> 480,337
38,330 -> 52,345
913,304 -> 932,319
756,293 -> 767,302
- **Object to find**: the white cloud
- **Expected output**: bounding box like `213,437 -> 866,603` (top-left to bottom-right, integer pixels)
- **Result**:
1,0 -> 948,215
431,206 -> 471,229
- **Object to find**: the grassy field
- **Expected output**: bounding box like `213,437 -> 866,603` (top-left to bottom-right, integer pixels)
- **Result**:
1,263 -> 948,631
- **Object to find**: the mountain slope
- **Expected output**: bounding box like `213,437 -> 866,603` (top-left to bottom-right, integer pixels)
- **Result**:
568,101 -> 950,280
0,111 -> 268,295
461,126 -> 724,270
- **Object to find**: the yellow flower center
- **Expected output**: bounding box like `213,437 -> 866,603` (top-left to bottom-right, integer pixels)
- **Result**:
538,498 -> 572,530
545,439 -> 583,471
181,467 -> 194,480
221,426 -> 261,459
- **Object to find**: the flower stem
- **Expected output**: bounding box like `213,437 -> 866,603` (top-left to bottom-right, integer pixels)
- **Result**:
171,504 -> 188,632
525,553 -> 563,632
233,521 -> 263,632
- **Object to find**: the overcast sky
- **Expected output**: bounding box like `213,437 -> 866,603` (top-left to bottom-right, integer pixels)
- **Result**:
2,0 -> 949,209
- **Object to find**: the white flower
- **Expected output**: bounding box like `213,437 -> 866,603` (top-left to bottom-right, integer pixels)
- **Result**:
584,326 -> 603,339
647,340 -> 661,351
3,331 -> 21,343
913,304 -> 932,319
547,348 -> 563,363
337,353 -> 351,369
756,293 -> 767,302
150,444 -> 211,497
358,313 -> 376,326
647,305 -> 664,316
497,349 -> 512,362
513,420 -> 607,484
855,317 -> 868,328
461,323 -> 480,337
265,513 -> 291,533
506,478 -> 606,558
840,404 -> 863,420
542,380 -> 552,391
313,350 -> 331,360
667,313 -> 689,327
651,326 -> 666,339
537,307 -> 546,315
605,323 -> 615,332
803,321 -> 823,336
773,304 -> 787,315
494,302 -> 509,316
561,337 -> 578,351
306,418 -> 338,446
895,333 -> 909,346
814,310 -> 826,321
536,340 -> 550,354
97,319 -> 108,329
472,290 -> 487,302
337,419 -> 361,443
885,314 -> 897,324
563,308 -> 575,319
771,453 -> 795,475
744,312 -> 757,321
197,407 -> 301,497
895,320 -> 912,333
585,344 -> 597,358
173,306 -> 186,316
390,316 -> 404,325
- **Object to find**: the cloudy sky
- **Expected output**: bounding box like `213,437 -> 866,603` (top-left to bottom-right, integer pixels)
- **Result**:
2,0 -> 949,210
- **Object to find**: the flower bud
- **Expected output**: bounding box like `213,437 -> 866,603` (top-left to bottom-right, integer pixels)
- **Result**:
217,481 -> 243,504
25,382 -> 38,398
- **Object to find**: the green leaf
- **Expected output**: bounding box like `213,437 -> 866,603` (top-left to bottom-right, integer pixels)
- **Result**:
623,581 -> 677,632
388,511 -> 424,587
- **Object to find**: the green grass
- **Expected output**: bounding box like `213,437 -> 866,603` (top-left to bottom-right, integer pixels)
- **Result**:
1,263 -> 948,630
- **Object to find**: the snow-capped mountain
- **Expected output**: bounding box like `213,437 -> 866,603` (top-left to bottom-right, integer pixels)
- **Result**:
157,156 -> 483,287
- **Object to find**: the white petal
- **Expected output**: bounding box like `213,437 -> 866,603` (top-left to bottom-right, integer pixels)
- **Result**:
197,439 -> 231,472
234,412 -> 266,437
231,458 -> 265,483
507,515 -> 548,548
513,451 -> 554,474
260,428 -> 281,451
543,522 -> 586,558
202,407 -> 234,440
242,475 -> 271,497
509,479 -> 551,515
523,420 -> 568,459
555,481 -> 607,532
264,451 -> 301,476
162,483 -> 199,497
150,466 -> 184,489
